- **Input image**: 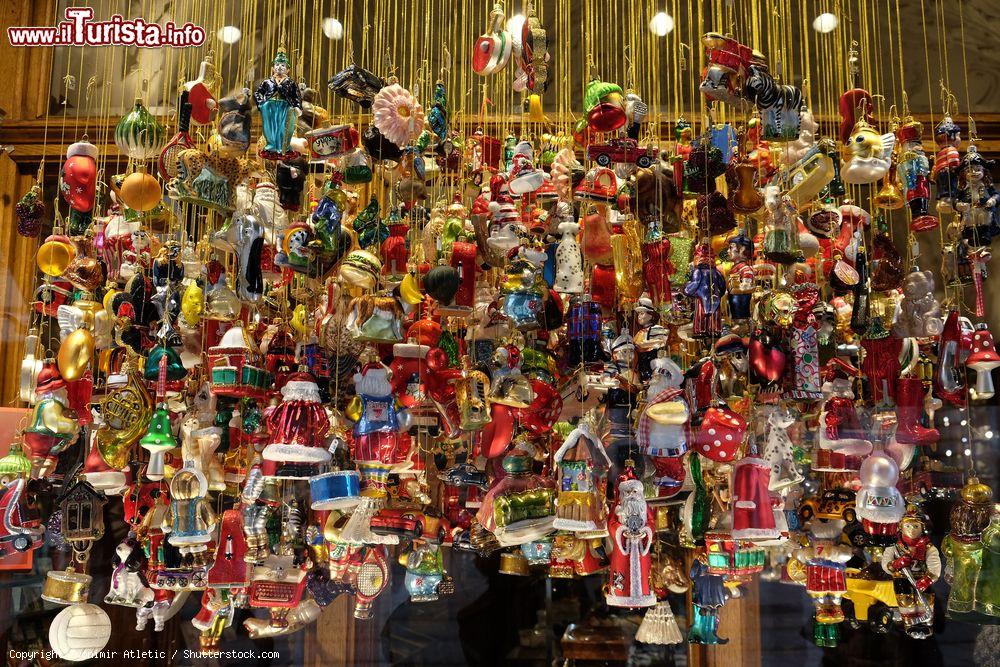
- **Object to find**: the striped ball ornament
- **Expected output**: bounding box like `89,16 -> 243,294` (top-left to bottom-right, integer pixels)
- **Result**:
115,98 -> 166,160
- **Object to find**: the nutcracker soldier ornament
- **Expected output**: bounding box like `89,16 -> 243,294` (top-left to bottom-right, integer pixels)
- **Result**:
932,115 -> 962,210
895,116 -> 938,231
725,232 -> 755,323
605,477 -> 656,608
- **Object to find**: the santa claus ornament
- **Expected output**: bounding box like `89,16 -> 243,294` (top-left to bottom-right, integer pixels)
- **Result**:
605,476 -> 656,608
262,372 -> 332,478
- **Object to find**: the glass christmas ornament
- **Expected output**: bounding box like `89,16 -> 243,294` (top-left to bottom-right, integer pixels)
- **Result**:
56,328 -> 94,382
15,184 -> 44,237
94,355 -> 153,471
118,170 -> 162,212
140,406 -> 178,481
61,140 -> 98,213
42,566 -> 94,605
115,98 -> 167,160
37,232 -> 76,277
372,82 -> 425,147
48,602 -> 111,662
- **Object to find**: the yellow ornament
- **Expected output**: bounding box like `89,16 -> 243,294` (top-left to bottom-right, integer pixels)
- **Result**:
95,355 -> 153,469
102,288 -> 119,314
290,304 -> 310,336
399,272 -> 424,305
118,171 -> 162,212
57,328 -> 94,381
345,395 -> 362,422
527,94 -> 545,122
37,236 -> 76,277
180,280 -> 204,327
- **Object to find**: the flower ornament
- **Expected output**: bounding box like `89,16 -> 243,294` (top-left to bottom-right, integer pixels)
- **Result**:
372,83 -> 425,147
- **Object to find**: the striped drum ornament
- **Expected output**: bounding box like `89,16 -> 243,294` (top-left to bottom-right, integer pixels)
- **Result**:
115,98 -> 166,160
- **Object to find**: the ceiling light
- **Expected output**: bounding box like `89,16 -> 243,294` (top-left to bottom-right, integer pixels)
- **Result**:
217,25 -> 241,44
323,18 -> 344,40
812,13 -> 838,33
649,12 -> 675,37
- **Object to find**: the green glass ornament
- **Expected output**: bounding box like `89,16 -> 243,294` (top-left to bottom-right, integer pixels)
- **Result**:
438,330 -> 460,367
689,453 -> 710,543
0,443 -> 32,481
140,407 -> 177,451
140,406 -> 176,480
144,346 -> 187,383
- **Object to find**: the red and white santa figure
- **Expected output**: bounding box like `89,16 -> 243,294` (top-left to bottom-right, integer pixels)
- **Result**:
815,358 -> 872,471
262,372 -> 331,478
606,476 -> 656,608
855,452 -> 905,545
730,443 -> 781,541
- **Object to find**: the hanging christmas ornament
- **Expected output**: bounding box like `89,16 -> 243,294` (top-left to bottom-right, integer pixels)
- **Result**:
115,97 -> 166,160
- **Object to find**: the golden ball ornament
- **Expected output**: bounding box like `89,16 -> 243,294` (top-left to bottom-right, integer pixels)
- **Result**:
57,328 -> 94,381
118,171 -> 162,212
37,238 -> 76,277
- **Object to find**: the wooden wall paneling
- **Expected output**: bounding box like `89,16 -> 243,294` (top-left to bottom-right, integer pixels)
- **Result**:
0,156 -> 39,406
0,0 -> 58,121
306,594 -> 357,666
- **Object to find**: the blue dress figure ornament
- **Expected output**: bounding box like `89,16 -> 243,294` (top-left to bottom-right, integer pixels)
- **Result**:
688,554 -> 730,644
255,46 -> 302,161
683,243 -> 726,339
